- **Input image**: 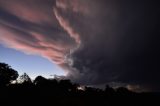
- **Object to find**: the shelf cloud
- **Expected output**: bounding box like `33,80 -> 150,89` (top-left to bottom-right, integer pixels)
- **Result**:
0,0 -> 160,91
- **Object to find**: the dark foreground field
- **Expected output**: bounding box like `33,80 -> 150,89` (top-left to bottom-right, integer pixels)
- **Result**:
0,82 -> 159,106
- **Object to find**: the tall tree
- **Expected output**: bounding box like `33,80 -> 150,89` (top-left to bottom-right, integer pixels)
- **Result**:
0,63 -> 18,86
19,73 -> 32,84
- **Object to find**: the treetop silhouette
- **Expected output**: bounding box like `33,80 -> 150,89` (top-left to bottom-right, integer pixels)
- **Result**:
0,63 -> 18,86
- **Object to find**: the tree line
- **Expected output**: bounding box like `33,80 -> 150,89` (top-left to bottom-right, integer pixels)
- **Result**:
0,62 -> 159,106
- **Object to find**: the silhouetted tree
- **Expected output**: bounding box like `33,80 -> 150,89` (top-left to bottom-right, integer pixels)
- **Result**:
19,73 -> 32,84
85,87 -> 96,93
33,76 -> 48,86
48,78 -> 58,87
0,63 -> 18,86
116,87 -> 132,95
105,85 -> 115,96
59,79 -> 72,92
71,83 -> 80,92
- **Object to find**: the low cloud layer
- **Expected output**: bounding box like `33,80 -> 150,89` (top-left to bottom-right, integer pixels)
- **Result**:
0,0 -> 160,91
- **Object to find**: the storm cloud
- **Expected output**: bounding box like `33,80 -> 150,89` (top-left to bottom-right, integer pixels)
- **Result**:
0,0 -> 160,91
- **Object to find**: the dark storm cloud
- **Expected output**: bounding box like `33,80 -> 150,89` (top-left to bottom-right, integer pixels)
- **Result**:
0,0 -> 160,91
55,0 -> 160,91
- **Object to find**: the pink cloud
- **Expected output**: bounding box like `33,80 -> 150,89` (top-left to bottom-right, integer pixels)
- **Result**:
0,0 -> 84,75
56,0 -> 89,14
0,23 -> 71,65
0,0 -> 56,24
54,8 -> 81,45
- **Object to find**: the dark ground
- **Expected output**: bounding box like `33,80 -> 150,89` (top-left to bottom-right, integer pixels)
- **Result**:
0,82 -> 159,106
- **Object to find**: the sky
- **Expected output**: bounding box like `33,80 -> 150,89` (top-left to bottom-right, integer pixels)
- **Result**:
0,45 -> 65,79
0,0 -> 160,91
